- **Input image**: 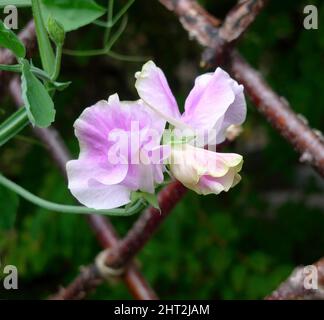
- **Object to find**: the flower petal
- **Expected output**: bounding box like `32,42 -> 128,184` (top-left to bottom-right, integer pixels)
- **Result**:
123,163 -> 154,193
66,159 -> 130,209
120,98 -> 166,138
73,180 -> 131,210
138,162 -> 155,193
169,144 -> 243,195
193,152 -> 243,195
150,145 -> 170,184
66,159 -> 128,187
74,99 -> 113,159
169,145 -> 201,186
182,68 -> 235,132
215,80 -> 246,144
135,61 -> 184,127
196,170 -> 241,195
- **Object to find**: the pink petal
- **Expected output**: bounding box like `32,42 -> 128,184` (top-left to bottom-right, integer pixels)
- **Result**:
73,180 -> 131,210
66,160 -> 130,209
193,151 -> 243,194
68,93 -> 167,209
135,61 -> 184,127
123,162 -> 154,193
150,145 -> 170,184
197,171 -> 242,195
137,162 -> 155,193
215,79 -> 247,144
66,159 -> 128,187
120,98 -> 166,138
74,99 -> 113,159
182,68 -> 235,131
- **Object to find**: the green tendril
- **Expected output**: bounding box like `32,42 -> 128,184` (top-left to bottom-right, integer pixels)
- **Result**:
0,174 -> 145,216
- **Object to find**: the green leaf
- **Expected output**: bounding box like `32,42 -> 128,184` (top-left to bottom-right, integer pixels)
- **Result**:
21,59 -> 56,128
41,0 -> 106,32
0,1 -> 105,31
0,0 -> 31,7
0,185 -> 19,231
0,20 -> 26,57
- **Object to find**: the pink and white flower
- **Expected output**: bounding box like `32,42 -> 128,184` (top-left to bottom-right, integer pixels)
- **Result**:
170,144 -> 243,195
67,61 -> 246,210
135,61 -> 246,195
66,94 -> 168,209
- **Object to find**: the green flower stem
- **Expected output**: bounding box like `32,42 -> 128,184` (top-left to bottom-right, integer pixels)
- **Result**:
51,43 -> 62,81
0,173 -> 145,216
103,0 -> 114,46
0,64 -> 21,72
0,108 -> 29,147
105,15 -> 128,51
0,63 -> 52,82
63,15 -> 128,57
63,47 -> 108,57
31,0 -> 55,75
106,50 -> 148,62
110,0 -> 135,28
94,0 -> 135,29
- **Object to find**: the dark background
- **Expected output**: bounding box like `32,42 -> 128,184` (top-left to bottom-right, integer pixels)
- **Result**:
0,0 -> 323,299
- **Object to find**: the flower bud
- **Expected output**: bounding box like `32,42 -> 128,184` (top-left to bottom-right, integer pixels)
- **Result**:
47,16 -> 65,46
169,144 -> 243,195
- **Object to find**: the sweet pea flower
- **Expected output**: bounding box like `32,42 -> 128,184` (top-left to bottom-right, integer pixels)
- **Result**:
170,144 -> 243,195
135,61 -> 246,195
66,94 -> 168,209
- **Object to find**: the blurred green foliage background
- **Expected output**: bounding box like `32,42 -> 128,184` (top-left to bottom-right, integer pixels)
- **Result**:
0,0 -> 323,299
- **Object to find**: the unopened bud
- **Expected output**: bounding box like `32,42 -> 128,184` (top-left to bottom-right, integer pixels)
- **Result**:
47,16 -> 65,45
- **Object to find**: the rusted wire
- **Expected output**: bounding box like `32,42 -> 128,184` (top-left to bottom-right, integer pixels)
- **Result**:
50,181 -> 187,300
104,181 -> 188,269
158,0 -> 324,300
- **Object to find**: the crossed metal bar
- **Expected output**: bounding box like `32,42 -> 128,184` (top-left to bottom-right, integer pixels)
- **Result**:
1,0 -> 324,300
